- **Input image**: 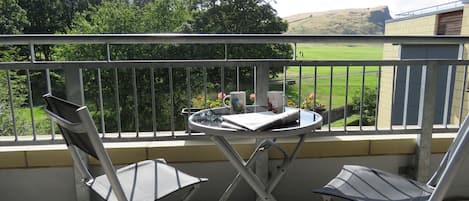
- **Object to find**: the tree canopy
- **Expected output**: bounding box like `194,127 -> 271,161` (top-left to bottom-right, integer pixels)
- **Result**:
0,0 -> 29,34
2,0 -> 293,133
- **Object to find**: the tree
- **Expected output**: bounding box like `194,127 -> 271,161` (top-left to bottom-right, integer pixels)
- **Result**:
0,0 -> 29,136
0,0 -> 29,34
54,0 -> 293,132
188,0 -> 292,78
54,0 -> 193,132
191,0 -> 287,34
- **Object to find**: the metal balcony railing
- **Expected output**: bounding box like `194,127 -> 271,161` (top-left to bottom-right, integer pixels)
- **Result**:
1,34 -> 469,146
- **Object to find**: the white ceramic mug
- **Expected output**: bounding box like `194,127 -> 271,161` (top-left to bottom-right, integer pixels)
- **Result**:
267,91 -> 284,113
222,91 -> 246,114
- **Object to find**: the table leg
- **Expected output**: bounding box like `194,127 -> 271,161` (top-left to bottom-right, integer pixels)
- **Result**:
219,139 -> 275,201
211,136 -> 277,201
266,134 -> 306,193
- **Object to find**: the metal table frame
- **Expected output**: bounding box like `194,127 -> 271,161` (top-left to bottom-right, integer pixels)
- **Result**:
189,107 -> 322,201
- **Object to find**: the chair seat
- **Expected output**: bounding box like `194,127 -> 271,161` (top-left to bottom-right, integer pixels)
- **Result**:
313,165 -> 434,201
90,159 -> 208,201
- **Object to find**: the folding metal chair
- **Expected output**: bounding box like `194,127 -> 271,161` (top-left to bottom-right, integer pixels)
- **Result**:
314,114 -> 469,201
43,94 -> 207,201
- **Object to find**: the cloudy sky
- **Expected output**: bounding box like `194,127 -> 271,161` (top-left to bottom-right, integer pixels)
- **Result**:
271,0 -> 459,17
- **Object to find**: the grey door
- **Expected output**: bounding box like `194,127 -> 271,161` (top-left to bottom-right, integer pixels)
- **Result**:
392,44 -> 458,125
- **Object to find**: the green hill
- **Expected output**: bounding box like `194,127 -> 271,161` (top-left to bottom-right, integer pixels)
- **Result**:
284,6 -> 392,35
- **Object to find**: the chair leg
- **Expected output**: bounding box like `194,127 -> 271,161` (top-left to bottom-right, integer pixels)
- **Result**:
182,184 -> 200,201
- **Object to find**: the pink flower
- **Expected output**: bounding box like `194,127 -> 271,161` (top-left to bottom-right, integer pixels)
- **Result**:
217,92 -> 226,100
308,92 -> 315,99
249,93 -> 255,101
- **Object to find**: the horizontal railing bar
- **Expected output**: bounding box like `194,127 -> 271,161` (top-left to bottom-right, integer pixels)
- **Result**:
2,59 -> 469,70
1,34 -> 469,45
0,127 -> 458,146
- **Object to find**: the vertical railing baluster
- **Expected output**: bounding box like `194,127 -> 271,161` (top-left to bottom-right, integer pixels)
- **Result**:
106,43 -> 111,62
203,67 -> 208,108
359,66 -> 366,131
26,69 -> 37,140
45,69 -> 55,139
132,67 -> 139,137
375,65 -> 382,131
221,66 -> 225,95
283,65 -> 287,108
29,43 -> 36,63
151,67 -> 157,137
329,66 -> 333,131
254,66 -> 257,97
97,68 -> 105,137
236,66 -> 240,91
114,68 -> 122,138
298,65 -> 302,108
314,66 -> 317,114
443,65 -> 453,128
6,70 -> 18,141
403,65 -> 411,128
293,43 -> 297,61
390,65 -> 397,130
344,66 -> 350,131
418,65 -> 427,128
186,67 -> 192,136
459,65 -> 468,126
169,67 -> 175,135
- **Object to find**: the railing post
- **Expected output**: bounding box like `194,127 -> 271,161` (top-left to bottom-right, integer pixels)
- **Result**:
416,61 -> 439,182
255,64 -> 270,185
64,65 -> 90,201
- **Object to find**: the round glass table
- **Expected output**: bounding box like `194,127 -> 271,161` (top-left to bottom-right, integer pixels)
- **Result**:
188,106 -> 322,201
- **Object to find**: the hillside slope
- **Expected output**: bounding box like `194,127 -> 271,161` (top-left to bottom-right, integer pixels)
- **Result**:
285,6 -> 392,35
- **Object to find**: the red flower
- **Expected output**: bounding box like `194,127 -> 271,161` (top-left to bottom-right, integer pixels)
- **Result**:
217,92 -> 226,100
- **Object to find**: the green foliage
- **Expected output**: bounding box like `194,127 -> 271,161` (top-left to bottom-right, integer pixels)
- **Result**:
191,0 -> 287,33
50,0 -> 293,132
189,0 -> 292,78
53,0 -> 195,131
0,0 -> 29,34
0,71 -> 28,136
351,87 -> 377,125
18,0 -> 100,34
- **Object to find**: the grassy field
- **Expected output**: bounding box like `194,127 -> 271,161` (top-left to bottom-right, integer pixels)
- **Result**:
296,44 -> 383,60
282,44 -> 383,108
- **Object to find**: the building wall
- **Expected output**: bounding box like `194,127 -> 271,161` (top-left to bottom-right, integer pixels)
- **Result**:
0,155 -> 445,201
378,15 -> 437,128
450,4 -> 469,124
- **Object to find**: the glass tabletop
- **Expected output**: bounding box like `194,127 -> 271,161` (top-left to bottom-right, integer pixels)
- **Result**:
188,106 -> 322,138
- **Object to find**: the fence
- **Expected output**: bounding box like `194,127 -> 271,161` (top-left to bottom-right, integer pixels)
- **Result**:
1,34 -> 469,146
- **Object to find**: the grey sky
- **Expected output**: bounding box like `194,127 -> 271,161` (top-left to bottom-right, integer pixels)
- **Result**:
271,0 -> 459,17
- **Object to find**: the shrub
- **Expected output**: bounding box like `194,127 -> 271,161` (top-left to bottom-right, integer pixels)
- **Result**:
351,87 -> 377,125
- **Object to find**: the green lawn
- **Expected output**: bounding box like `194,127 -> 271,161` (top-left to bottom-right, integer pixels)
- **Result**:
296,43 -> 383,60
280,44 -> 383,108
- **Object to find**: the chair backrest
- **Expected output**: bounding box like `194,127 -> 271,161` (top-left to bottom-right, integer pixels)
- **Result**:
43,94 -> 128,201
429,114 -> 469,201
43,94 -> 99,159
